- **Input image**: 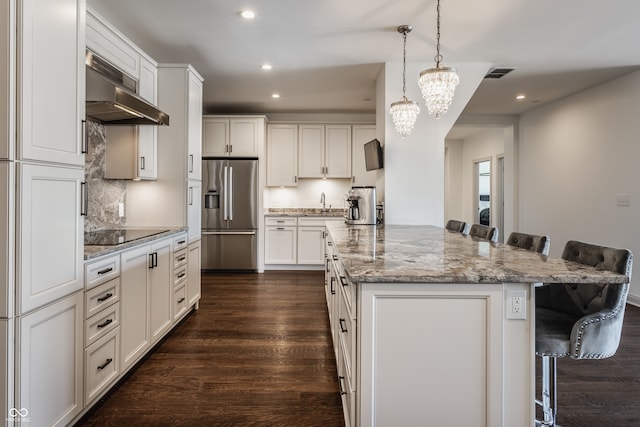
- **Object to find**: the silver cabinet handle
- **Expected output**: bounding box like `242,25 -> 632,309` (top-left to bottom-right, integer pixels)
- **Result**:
81,120 -> 88,154
80,182 -> 88,216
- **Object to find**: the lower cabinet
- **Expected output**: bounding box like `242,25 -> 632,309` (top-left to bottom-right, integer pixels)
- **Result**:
17,291 -> 84,427
84,326 -> 120,404
187,240 -> 202,308
149,238 -> 173,344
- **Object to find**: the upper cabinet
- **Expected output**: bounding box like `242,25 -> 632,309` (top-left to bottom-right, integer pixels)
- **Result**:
187,71 -> 203,180
18,0 -> 85,166
202,116 -> 265,158
298,124 -> 351,179
86,8 -> 139,79
267,124 -> 298,187
352,125 -> 378,186
137,56 -> 159,180
0,0 -> 14,161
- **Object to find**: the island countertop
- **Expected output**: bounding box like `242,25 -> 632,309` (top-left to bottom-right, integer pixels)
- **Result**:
325,222 -> 629,284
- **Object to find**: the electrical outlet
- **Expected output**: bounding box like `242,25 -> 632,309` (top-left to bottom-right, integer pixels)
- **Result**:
507,289 -> 527,320
616,194 -> 630,207
118,202 -> 125,218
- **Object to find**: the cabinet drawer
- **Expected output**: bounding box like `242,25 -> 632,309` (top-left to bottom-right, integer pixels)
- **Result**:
298,216 -> 343,227
174,265 -> 188,286
85,254 -> 120,290
173,283 -> 188,321
337,270 -> 355,315
174,233 -> 188,251
338,291 -> 356,387
85,326 -> 120,404
174,248 -> 188,269
86,302 -> 120,346
85,278 -> 120,319
338,349 -> 356,427
265,216 -> 297,226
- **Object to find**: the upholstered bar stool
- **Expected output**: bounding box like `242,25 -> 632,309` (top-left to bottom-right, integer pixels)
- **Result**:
507,231 -> 550,256
535,240 -> 633,426
445,219 -> 468,234
468,223 -> 498,243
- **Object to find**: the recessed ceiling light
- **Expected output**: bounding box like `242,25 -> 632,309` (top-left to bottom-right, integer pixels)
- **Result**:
239,9 -> 256,19
271,93 -> 280,99
515,94 -> 526,101
261,64 -> 272,71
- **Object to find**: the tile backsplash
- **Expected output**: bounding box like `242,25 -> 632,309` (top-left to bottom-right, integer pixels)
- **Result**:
84,121 -> 128,231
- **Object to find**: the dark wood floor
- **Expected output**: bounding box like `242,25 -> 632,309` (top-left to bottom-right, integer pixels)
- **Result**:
76,271 -> 640,426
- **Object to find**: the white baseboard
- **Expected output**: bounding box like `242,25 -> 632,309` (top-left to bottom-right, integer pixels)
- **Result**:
627,294 -> 640,308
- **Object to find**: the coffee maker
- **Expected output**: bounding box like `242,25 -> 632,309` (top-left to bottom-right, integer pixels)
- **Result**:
346,186 -> 377,225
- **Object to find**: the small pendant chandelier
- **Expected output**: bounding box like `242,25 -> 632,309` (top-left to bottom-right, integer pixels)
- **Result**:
389,25 -> 420,138
418,0 -> 459,118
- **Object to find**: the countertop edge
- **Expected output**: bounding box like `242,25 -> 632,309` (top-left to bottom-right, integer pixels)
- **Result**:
84,227 -> 188,261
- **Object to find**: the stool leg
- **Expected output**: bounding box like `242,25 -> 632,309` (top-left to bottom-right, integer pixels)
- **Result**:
539,355 -> 557,426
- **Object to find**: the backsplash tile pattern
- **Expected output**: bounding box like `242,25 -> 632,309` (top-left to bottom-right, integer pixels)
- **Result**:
84,121 -> 128,231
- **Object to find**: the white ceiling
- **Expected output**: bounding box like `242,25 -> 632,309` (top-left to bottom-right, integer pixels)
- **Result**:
87,0 -> 640,117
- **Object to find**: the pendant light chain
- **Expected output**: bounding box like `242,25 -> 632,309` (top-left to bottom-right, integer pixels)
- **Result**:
402,30 -> 407,96
389,25 -> 420,138
435,0 -> 442,67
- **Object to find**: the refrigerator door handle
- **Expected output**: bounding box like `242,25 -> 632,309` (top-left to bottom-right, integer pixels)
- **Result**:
202,231 -> 256,235
228,166 -> 234,221
223,166 -> 228,220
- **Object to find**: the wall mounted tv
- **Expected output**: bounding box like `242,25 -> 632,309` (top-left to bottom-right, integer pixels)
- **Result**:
364,138 -> 383,171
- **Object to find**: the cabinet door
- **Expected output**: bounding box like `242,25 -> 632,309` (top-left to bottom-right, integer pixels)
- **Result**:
267,124 -> 298,186
264,226 -> 297,264
137,56 -> 158,180
120,244 -> 150,371
297,226 -> 326,265
187,180 -> 201,243
18,164 -> 84,314
187,71 -> 203,179
150,238 -> 172,344
18,0 -> 85,166
187,240 -> 201,307
298,125 -> 325,178
230,118 -> 261,157
18,291 -> 83,427
202,118 -> 229,157
0,1 -> 13,161
0,162 -> 13,318
351,125 -> 377,185
325,125 -> 352,178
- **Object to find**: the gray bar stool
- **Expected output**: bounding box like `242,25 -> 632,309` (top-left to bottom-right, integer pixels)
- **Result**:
468,223 -> 498,243
535,240 -> 633,426
507,231 -> 550,256
445,219 -> 468,234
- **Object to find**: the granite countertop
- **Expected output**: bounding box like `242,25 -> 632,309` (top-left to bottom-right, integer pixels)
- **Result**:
84,227 -> 188,261
326,222 -> 630,285
265,208 -> 345,217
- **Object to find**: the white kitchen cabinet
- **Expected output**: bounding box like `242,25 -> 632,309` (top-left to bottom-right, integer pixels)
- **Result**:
202,116 -> 265,158
149,238 -> 173,344
18,291 -> 84,427
187,180 -> 202,243
351,125 -> 377,185
264,217 -> 297,264
187,71 -> 203,180
0,318 -> 14,426
298,124 -> 351,178
84,326 -> 120,405
18,0 -> 85,166
0,0 -> 13,161
119,244 -> 151,372
266,124 -> 298,187
297,226 -> 326,265
0,162 -> 13,318
18,163 -> 84,314
187,240 -> 201,308
136,55 -> 158,180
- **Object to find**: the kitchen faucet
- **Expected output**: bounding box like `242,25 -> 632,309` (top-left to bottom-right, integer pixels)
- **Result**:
320,192 -> 326,212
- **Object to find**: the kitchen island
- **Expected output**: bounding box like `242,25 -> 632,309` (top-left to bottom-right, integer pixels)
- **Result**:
324,222 -> 629,427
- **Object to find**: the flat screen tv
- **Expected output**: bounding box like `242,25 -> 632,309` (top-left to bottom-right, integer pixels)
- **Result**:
364,138 -> 383,171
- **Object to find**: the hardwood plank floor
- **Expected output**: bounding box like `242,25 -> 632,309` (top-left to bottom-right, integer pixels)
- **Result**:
76,271 -> 640,426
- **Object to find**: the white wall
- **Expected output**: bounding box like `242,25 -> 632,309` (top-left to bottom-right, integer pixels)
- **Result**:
265,178 -> 352,210
518,69 -> 640,303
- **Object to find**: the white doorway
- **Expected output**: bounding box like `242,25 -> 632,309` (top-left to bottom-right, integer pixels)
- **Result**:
474,158 -> 491,226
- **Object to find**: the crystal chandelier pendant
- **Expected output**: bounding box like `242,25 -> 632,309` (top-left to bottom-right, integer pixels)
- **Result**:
389,96 -> 420,138
389,25 -> 420,138
418,64 -> 459,118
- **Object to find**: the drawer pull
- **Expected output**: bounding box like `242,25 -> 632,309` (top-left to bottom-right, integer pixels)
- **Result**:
325,259 -> 330,272
330,277 -> 336,295
97,358 -> 113,371
332,255 -> 338,261
339,318 -> 348,333
97,293 -> 113,302
177,272 -> 186,279
339,276 -> 348,287
177,239 -> 186,245
277,227 -> 285,231
177,256 -> 186,262
97,267 -> 113,275
277,220 -> 285,223
97,318 -> 113,329
338,376 -> 347,395
178,297 -> 186,304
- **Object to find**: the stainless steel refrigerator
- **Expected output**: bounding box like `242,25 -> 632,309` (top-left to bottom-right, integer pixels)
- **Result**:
201,158 -> 258,270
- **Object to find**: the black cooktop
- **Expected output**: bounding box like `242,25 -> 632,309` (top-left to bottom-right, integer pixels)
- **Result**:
84,229 -> 169,246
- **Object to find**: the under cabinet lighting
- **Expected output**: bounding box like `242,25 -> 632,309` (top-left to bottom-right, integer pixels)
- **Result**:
516,94 -> 526,100
261,64 -> 272,71
239,9 -> 256,19
271,93 -> 280,99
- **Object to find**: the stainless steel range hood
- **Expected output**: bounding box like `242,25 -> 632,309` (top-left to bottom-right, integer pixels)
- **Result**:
85,50 -> 169,126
